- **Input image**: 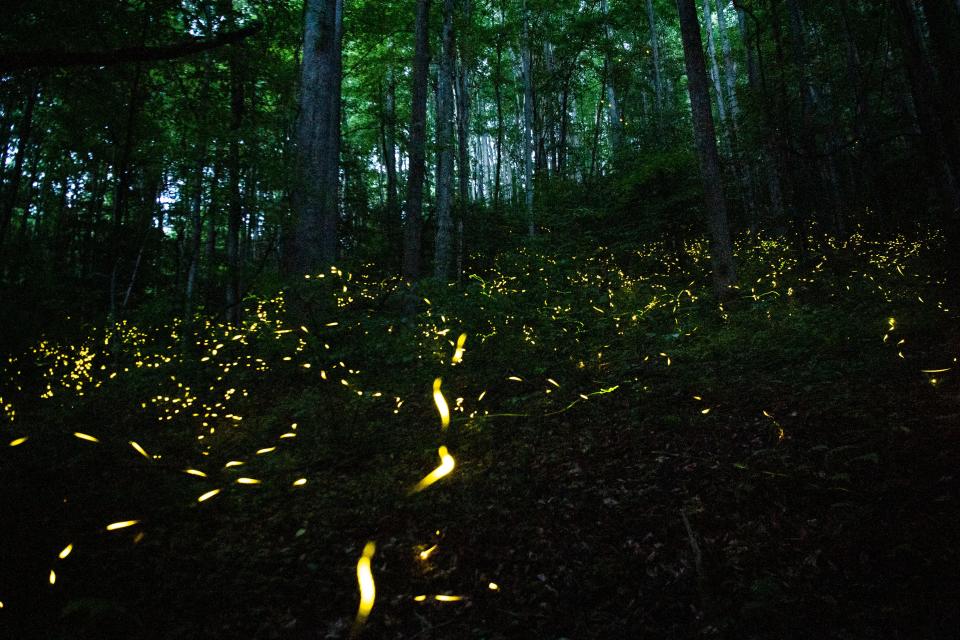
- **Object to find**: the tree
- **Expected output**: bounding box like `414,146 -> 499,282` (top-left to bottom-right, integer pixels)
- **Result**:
289,0 -> 344,274
676,0 -> 736,295
403,0 -> 431,281
434,0 -> 456,280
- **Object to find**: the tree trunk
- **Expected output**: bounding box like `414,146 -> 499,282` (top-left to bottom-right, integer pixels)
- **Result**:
676,0 -> 737,295
600,0 -> 623,154
0,86 -> 37,252
702,0 -> 728,128
893,0 -> 960,221
225,21 -> 244,324
918,0 -> 960,181
434,0 -> 455,280
185,155 -> 205,321
493,19 -> 504,209
403,0 -> 431,281
384,66 -> 399,220
109,62 -> 144,320
646,0 -> 665,117
521,0 -> 535,236
290,0 -> 343,274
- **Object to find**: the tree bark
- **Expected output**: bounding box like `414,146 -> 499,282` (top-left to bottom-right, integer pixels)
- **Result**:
600,0 -> 623,154
521,0 -> 535,235
893,0 -> 960,221
225,10 -> 245,323
402,0 -> 431,281
676,0 -> 737,295
646,0 -> 665,117
0,86 -> 37,251
702,0 -> 727,127
290,0 -> 343,274
384,66 -> 399,220
434,0 -> 455,280
493,15 -> 505,209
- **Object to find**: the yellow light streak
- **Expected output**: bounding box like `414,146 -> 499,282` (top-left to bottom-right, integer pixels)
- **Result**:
921,368 -> 951,373
184,469 -> 208,477
49,570 -> 56,585
224,461 -> 244,468
413,595 -> 427,602
256,447 -> 276,455
452,333 -> 467,363
197,489 -> 221,502
73,432 -> 99,443
418,544 -> 438,560
433,378 -> 450,429
235,477 -> 261,484
59,544 -> 73,559
353,541 -> 377,633
9,436 -> 27,447
105,520 -> 139,531
488,582 -> 499,590
411,446 -> 455,493
434,595 -> 463,602
292,478 -> 307,486
129,441 -> 149,458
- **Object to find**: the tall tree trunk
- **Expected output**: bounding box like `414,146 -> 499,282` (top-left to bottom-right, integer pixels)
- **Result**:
225,20 -> 245,324
493,20 -> 504,209
434,0 -> 455,280
290,0 -> 343,274
521,0 -> 535,236
601,0 -> 623,153
403,0 -> 431,281
737,3 -> 783,221
892,0 -> 960,222
646,0 -> 665,117
715,0 -> 756,222
702,0 -> 728,128
384,66 -> 399,220
109,62 -> 144,320
590,71 -> 606,179
676,0 -> 737,295
918,0 -> 960,181
185,155 -> 206,321
715,0 -> 738,123
0,86 -> 37,252
454,0 -> 472,282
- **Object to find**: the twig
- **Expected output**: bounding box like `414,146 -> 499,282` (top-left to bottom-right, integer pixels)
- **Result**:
681,509 -> 703,578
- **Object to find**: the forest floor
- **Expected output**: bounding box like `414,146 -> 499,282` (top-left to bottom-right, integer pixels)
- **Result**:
1,228 -> 959,639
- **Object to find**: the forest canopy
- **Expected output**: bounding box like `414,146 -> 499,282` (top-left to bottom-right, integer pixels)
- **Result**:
0,0 -> 958,327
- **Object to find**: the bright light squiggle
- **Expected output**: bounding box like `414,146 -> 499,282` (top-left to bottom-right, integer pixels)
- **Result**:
411,447 -> 455,493
433,378 -> 450,429
352,541 -> 377,636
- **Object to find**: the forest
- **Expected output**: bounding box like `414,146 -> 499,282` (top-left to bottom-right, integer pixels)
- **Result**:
1,0 -> 959,637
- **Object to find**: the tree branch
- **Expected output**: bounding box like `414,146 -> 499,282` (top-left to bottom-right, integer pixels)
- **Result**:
0,23 -> 262,73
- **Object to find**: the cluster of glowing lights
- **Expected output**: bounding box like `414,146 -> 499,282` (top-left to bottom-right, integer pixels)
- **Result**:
2,229 -> 956,626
